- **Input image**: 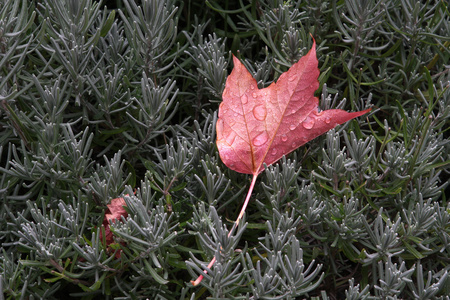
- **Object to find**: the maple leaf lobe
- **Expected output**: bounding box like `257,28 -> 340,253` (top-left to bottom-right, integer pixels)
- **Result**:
217,39 -> 370,175
100,197 -> 128,253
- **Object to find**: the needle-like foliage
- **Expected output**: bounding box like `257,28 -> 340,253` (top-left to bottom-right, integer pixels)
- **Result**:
1,0 -> 449,299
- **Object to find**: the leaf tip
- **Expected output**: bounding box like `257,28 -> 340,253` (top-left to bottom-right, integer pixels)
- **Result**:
309,33 -> 316,49
361,107 -> 372,115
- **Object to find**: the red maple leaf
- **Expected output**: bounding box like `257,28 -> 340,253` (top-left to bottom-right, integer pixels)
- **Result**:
216,39 -> 370,175
191,38 -> 370,286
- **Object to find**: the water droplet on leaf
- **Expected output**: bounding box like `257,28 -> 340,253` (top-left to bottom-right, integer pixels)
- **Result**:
252,92 -> 257,98
253,105 -> 267,121
271,148 -> 277,155
325,117 -> 331,124
281,135 -> 288,142
242,94 -> 248,104
315,110 -> 324,116
302,117 -> 315,129
289,124 -> 296,130
253,131 -> 269,146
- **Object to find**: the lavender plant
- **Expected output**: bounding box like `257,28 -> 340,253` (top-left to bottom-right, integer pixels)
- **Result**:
1,0 -> 449,299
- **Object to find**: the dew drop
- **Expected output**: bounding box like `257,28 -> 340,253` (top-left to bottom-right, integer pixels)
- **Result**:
242,94 -> 248,104
289,124 -> 296,131
325,117 -> 331,124
302,117 -> 315,129
271,148 -> 277,155
250,85 -> 255,90
253,105 -> 267,121
252,92 -> 257,98
292,142 -> 296,148
291,109 -> 296,114
288,75 -> 297,82
253,131 -> 269,146
281,135 -> 288,142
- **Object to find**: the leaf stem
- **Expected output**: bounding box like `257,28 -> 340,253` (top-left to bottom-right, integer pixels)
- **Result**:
191,173 -> 258,286
234,173 -> 258,228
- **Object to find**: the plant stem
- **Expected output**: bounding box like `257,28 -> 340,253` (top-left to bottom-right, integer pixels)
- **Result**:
191,173 -> 258,286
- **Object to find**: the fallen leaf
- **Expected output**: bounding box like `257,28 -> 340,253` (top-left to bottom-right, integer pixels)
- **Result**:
191,37 -> 371,286
216,38 -> 371,175
100,196 -> 128,257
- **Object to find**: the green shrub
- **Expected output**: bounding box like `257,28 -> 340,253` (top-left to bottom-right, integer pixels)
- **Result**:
1,0 -> 449,299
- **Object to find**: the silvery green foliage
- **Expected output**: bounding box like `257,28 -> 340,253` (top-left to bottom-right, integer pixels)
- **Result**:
186,204 -> 247,297
184,26 -> 229,100
0,0 -> 36,102
345,278 -> 370,300
245,237 -> 323,299
1,0 -> 449,298
119,0 -> 178,78
87,150 -> 130,204
333,0 -> 389,71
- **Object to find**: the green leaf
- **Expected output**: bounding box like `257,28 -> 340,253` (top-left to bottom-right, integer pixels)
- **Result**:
144,259 -> 169,285
79,272 -> 107,292
403,243 -> 425,259
44,275 -> 64,283
100,10 -> 116,37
